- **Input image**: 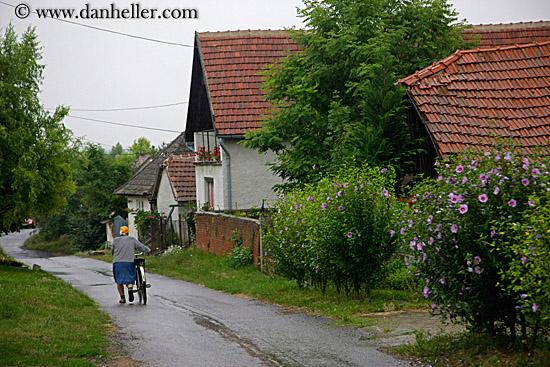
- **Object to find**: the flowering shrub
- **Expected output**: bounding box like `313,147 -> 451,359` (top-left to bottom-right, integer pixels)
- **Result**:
505,190 -> 550,347
263,164 -> 396,296
0,256 -> 25,267
396,145 -> 550,340
126,208 -> 162,235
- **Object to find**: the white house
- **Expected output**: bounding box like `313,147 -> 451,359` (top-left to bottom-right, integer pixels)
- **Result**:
114,132 -> 193,238
184,30 -> 300,211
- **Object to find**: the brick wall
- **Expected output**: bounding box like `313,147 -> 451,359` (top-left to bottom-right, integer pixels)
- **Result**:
195,212 -> 262,266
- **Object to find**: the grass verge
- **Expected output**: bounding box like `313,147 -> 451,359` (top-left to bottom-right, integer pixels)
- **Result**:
0,247 -> 112,366
23,233 -> 77,255
392,330 -> 550,367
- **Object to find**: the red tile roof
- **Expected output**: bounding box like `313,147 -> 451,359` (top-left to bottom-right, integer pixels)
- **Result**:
465,21 -> 550,48
163,155 -> 196,202
197,30 -> 300,135
398,41 -> 550,156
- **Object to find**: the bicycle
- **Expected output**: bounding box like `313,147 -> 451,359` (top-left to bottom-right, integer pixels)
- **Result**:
133,253 -> 150,304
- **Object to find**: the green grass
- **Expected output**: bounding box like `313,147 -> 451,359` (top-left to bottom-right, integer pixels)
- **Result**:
24,233 -> 77,255
392,330 -> 550,367
0,247 -> 112,366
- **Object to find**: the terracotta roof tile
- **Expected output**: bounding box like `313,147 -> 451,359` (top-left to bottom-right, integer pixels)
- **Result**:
465,21 -> 550,48
163,155 -> 196,202
398,41 -> 550,156
197,30 -> 300,135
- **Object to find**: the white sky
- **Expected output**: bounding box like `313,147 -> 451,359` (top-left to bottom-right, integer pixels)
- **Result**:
1,0 -> 549,151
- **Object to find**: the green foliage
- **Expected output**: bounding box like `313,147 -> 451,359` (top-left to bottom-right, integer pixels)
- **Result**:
242,0 -> 476,187
127,208 -> 162,236
264,163 -> 397,296
225,229 -> 253,269
505,190 -> 550,346
395,143 -> 550,341
42,144 -> 133,251
0,24 -> 80,233
128,137 -> 158,157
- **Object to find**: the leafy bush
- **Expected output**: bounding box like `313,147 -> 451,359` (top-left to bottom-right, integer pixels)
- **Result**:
225,229 -> 253,269
263,164 -> 397,296
505,190 -> 550,348
395,144 -> 550,341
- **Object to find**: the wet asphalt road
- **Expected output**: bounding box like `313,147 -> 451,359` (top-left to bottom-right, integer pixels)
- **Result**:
2,230 -> 409,367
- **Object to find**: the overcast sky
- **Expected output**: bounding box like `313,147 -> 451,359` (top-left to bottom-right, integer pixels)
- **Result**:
1,0 -> 549,151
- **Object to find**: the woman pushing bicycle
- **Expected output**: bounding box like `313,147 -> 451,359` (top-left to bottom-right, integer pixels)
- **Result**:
112,226 -> 150,303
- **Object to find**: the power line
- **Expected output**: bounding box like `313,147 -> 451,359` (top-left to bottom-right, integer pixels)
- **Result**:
45,101 -> 188,112
67,114 -> 182,133
0,1 -> 194,48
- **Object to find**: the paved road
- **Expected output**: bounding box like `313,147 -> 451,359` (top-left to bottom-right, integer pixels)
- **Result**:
2,230 -> 410,367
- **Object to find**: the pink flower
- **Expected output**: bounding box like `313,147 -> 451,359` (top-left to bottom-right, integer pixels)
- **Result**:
528,201 -> 535,207
494,187 -> 500,195
478,194 -> 488,203
417,242 -> 425,251
390,230 -> 395,238
451,224 -> 458,233
456,165 -> 464,173
338,205 -> 344,211
533,303 -> 538,312
347,232 -> 353,238
521,255 -> 527,264
423,286 -> 429,299
508,199 -> 517,207
321,202 -> 327,210
522,178 -> 530,186
474,266 -> 483,274
474,256 -> 481,264
532,168 -> 540,177
459,204 -> 468,214
382,189 -> 389,198
462,176 -> 468,184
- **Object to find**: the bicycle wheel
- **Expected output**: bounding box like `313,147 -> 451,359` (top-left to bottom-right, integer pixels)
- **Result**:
136,266 -> 145,304
141,271 -> 147,305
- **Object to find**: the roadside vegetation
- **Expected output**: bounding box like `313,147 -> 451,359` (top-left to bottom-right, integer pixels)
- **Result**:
0,247 -> 112,366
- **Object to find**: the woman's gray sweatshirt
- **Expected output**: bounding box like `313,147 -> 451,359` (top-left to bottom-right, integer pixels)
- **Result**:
111,236 -> 151,263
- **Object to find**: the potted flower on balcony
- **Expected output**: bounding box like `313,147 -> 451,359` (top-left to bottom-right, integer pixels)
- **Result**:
195,146 -> 220,162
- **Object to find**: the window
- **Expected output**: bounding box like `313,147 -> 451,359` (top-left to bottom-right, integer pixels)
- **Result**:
205,177 -> 214,210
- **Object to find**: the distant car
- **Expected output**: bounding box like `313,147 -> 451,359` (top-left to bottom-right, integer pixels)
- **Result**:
22,218 -> 35,228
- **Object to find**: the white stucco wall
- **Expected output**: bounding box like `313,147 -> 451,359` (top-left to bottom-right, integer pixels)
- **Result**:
195,161 -> 224,210
156,169 -> 178,217
221,138 -> 283,210
193,133 -> 283,211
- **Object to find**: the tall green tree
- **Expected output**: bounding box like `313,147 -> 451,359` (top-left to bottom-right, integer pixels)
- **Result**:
243,0 -> 476,188
128,137 -> 157,157
0,25 -> 79,233
43,144 -> 133,250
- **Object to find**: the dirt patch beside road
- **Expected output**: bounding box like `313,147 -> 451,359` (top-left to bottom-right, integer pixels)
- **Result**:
360,310 -> 465,347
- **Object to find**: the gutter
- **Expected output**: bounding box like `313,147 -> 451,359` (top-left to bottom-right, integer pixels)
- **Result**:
218,137 -> 232,211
